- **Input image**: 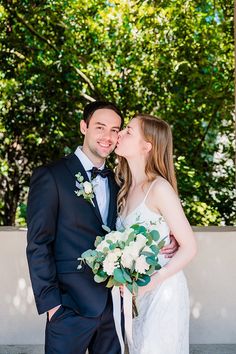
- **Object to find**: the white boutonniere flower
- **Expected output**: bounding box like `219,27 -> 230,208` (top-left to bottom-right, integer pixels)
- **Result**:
74,172 -> 95,207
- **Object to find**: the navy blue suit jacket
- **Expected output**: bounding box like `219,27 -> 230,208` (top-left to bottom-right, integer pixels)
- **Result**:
26,153 -> 119,316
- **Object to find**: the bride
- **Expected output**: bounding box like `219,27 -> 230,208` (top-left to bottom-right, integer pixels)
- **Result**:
115,114 -> 197,354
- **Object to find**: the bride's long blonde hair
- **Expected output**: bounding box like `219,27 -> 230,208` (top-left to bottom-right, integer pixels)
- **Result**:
115,114 -> 178,213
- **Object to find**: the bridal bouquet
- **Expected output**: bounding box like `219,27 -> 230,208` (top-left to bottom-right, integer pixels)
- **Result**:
77,224 -> 165,297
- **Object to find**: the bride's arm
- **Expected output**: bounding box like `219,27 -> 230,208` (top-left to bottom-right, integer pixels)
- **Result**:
139,179 -> 197,295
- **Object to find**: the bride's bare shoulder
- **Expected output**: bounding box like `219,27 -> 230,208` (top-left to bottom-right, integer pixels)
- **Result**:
152,176 -> 177,198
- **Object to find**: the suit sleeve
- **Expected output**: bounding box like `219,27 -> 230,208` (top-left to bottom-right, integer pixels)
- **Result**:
26,166 -> 61,314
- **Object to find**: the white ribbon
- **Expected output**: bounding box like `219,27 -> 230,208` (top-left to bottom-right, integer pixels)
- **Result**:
111,286 -> 125,354
123,286 -> 133,348
111,286 -> 134,353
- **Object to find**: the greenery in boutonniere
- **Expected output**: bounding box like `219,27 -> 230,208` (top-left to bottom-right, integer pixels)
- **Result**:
75,172 -> 95,207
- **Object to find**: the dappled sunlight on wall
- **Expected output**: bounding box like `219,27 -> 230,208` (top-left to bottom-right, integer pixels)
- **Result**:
5,278 -> 34,316
0,229 -> 45,344
185,228 -> 236,344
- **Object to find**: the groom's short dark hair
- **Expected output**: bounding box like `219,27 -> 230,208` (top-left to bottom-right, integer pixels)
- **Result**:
83,101 -> 124,127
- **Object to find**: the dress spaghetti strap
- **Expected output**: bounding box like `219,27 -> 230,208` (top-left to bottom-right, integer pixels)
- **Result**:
143,179 -> 158,203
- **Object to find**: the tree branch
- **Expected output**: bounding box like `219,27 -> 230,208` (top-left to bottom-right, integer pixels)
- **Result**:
193,102 -> 223,156
5,5 -> 102,101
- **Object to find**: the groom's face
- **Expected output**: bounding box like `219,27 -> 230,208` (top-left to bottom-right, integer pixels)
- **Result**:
80,108 -> 122,161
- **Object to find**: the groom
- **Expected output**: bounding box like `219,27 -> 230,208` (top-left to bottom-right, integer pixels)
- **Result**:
26,101 -> 178,354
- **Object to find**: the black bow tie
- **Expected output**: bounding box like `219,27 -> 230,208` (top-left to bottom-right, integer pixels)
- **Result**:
90,167 -> 112,179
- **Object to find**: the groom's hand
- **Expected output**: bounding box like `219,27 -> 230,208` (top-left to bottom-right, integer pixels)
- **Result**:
160,234 -> 179,258
47,304 -> 61,321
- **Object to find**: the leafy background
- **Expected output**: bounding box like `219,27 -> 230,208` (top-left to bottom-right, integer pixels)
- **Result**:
0,0 -> 235,226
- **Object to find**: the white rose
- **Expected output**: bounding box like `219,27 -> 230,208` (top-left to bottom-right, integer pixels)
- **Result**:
106,252 -> 119,262
121,251 -> 134,269
135,255 -> 149,274
113,248 -> 122,258
83,181 -> 93,194
128,241 -> 143,258
106,231 -> 123,243
135,234 -> 147,247
122,228 -> 134,241
96,240 -> 109,252
103,257 -> 118,275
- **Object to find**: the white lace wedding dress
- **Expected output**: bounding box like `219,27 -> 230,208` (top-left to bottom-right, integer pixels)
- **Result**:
116,182 -> 190,354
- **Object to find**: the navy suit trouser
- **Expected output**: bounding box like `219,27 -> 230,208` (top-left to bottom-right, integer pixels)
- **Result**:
45,293 -> 122,354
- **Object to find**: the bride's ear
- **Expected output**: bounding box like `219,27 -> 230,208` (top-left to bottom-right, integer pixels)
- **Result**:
144,141 -> 152,153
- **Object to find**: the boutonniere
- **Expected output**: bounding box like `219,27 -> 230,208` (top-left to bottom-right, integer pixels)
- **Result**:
74,172 -> 95,207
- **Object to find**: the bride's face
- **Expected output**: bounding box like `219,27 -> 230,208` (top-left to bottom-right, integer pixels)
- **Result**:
115,118 -> 150,158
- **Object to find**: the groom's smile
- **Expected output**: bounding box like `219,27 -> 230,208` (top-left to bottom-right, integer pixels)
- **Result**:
80,108 -> 122,165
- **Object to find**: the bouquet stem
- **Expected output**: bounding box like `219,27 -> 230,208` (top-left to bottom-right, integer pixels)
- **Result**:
132,296 -> 138,318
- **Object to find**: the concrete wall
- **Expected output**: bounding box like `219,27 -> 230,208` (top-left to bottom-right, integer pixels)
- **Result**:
0,227 -> 235,345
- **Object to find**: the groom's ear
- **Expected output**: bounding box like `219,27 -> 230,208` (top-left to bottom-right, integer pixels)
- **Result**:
80,120 -> 87,135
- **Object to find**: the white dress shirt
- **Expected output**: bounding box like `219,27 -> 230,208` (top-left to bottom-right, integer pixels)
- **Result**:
74,146 -> 110,225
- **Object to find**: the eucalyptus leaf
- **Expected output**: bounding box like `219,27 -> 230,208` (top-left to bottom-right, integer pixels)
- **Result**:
114,268 -> 126,284
158,239 -> 166,249
155,264 -> 162,270
121,267 -> 132,283
146,256 -> 156,266
136,274 -> 151,287
106,277 -> 115,288
94,274 -> 106,283
102,225 -> 111,233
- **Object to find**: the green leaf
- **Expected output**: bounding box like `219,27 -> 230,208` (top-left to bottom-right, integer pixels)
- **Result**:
146,233 -> 153,246
106,277 -> 115,288
81,249 -> 97,258
155,264 -> 162,270
141,251 -> 155,257
146,256 -> 156,265
158,239 -> 166,249
94,236 -> 103,247
102,225 -> 111,233
121,267 -> 132,283
97,268 -> 107,277
113,268 -> 126,284
136,274 -> 151,287
131,224 -> 147,235
146,265 -> 155,275
150,244 -> 159,255
118,241 -> 126,249
150,230 -> 160,241
125,232 -> 135,245
94,274 -> 106,283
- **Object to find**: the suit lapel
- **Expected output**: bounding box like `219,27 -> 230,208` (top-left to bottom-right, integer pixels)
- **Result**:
64,153 -> 103,224
107,173 -> 119,229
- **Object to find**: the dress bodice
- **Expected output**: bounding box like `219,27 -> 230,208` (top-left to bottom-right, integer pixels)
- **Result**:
116,180 -> 171,268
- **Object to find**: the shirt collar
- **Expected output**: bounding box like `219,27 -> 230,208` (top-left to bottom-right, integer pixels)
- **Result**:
74,146 -> 105,172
